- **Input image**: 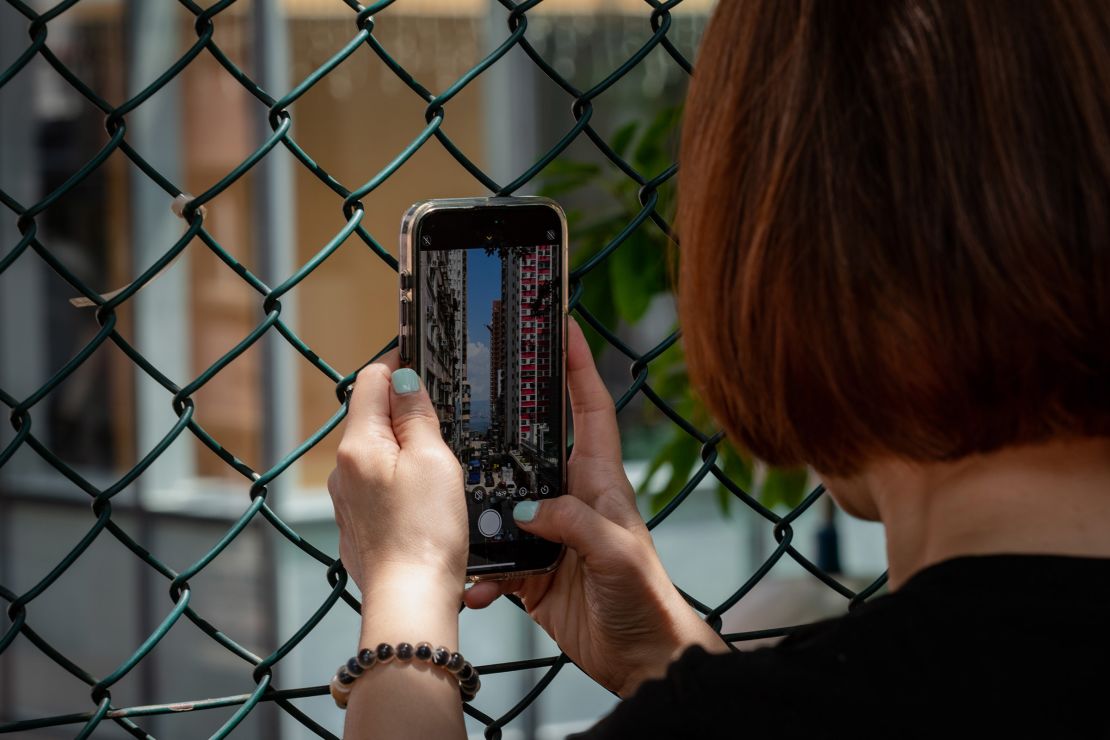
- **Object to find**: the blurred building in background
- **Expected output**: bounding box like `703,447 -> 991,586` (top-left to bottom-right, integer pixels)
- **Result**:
0,1 -> 885,738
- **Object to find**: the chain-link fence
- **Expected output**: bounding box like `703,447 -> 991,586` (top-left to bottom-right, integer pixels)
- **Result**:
0,1 -> 888,737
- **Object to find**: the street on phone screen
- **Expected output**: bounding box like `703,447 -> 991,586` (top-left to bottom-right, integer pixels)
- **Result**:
421,238 -> 561,545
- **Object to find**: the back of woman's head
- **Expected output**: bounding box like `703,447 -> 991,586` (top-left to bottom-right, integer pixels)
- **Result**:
678,0 -> 1110,476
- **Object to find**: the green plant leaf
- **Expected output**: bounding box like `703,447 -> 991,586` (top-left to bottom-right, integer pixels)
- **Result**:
635,431 -> 680,496
719,442 -> 754,493
538,162 -> 603,199
714,485 -> 733,518
633,105 -> 681,171
541,178 -> 595,199
761,466 -> 810,510
569,214 -> 628,266
538,102 -> 803,525
542,160 -> 602,178
610,120 -> 639,159
638,429 -> 697,492
647,433 -> 701,515
574,260 -> 620,356
609,230 -> 667,323
653,362 -> 689,400
707,443 -> 751,518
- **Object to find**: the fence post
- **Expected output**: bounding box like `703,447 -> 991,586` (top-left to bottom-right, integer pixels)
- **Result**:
127,0 -> 194,500
251,3 -> 299,738
0,8 -> 48,482
0,10 -> 36,713
483,1 -> 540,192
125,0 -> 191,717
482,4 -> 544,736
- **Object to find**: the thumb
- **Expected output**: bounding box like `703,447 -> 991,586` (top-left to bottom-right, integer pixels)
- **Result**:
388,368 -> 444,450
512,496 -> 628,560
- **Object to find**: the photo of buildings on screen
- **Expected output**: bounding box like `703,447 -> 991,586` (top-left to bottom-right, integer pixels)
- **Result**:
421,242 -> 562,545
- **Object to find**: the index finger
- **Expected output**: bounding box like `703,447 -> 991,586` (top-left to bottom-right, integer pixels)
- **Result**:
567,318 -> 622,464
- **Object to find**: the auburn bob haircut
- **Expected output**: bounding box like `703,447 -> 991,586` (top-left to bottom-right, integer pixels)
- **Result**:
677,1 -> 1110,476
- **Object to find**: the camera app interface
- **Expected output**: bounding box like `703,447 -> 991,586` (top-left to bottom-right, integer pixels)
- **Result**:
419,237 -> 563,567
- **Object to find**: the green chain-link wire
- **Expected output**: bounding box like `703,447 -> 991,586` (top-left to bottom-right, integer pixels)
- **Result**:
0,1 -> 888,737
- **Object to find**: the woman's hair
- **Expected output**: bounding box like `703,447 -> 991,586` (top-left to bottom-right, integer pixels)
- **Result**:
678,0 -> 1110,476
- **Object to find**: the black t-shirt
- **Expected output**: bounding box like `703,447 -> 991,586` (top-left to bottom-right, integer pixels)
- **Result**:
573,555 -> 1110,739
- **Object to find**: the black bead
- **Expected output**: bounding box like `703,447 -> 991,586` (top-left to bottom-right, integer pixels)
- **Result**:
376,642 -> 395,663
446,652 -> 464,672
461,672 -> 479,689
432,647 -> 450,666
396,642 -> 414,662
346,657 -> 364,676
415,642 -> 433,661
457,662 -> 474,681
357,648 -> 376,668
337,668 -> 356,685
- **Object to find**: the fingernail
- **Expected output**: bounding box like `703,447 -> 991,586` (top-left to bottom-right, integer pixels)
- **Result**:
513,501 -> 540,523
391,368 -> 420,394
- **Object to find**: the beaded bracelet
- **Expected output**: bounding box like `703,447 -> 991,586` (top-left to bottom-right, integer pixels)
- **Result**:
329,642 -> 481,708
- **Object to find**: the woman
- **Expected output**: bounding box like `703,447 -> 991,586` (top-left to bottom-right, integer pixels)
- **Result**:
327,2 -> 1110,737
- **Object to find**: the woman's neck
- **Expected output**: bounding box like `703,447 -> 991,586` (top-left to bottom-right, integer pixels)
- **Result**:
866,437 -> 1110,590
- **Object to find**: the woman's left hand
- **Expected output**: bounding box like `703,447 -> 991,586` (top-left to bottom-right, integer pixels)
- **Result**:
327,354 -> 469,739
327,351 -> 468,596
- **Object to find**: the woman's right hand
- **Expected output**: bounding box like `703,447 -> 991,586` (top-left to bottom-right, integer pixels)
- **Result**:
465,319 -> 727,697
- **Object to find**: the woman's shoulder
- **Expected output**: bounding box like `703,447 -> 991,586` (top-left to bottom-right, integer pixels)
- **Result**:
571,554 -> 1110,740
779,553 -> 1110,659
568,637 -> 872,740
893,552 -> 1110,600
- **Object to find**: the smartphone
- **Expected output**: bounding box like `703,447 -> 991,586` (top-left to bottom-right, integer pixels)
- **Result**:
399,197 -> 568,581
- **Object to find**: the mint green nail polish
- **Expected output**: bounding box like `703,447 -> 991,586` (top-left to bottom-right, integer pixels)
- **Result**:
392,368 -> 420,394
513,501 -> 540,523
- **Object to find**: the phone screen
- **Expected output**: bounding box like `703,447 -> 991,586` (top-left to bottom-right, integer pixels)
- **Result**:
413,204 -> 565,575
